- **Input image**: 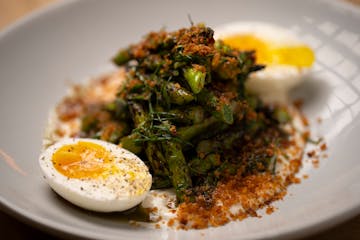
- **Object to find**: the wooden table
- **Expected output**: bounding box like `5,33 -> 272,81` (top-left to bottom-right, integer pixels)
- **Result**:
0,0 -> 359,239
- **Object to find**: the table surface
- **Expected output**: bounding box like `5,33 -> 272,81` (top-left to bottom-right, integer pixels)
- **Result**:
0,0 -> 360,239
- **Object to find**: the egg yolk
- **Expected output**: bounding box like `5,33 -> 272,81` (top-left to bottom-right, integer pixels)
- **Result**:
222,34 -> 315,67
52,141 -> 118,179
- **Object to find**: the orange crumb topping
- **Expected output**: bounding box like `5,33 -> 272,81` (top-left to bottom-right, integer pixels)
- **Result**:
266,206 -> 275,215
320,143 -> 327,151
174,173 -> 287,229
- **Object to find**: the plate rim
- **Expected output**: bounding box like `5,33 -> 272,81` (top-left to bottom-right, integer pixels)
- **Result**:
1,0 -> 360,239
0,0 -> 78,40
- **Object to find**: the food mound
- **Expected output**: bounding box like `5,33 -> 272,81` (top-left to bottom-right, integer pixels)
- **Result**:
44,24 -> 307,229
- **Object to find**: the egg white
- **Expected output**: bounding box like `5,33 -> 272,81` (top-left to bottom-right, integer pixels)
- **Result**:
214,21 -> 303,47
39,138 -> 152,212
214,21 -> 312,104
246,65 -> 308,103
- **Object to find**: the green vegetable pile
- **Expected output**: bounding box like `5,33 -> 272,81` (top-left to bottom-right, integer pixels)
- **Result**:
80,24 -> 291,203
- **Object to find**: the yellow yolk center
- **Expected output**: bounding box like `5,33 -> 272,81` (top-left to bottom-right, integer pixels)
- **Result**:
52,141 -> 118,179
222,34 -> 315,67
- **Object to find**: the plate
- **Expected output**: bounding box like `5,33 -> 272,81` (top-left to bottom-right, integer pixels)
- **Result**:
1,0 -> 360,239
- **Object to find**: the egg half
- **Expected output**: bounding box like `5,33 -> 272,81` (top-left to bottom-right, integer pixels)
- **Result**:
39,138 -> 152,212
215,22 -> 315,103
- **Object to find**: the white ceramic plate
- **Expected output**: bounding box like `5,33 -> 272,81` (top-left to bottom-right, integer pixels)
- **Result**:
1,0 -> 360,239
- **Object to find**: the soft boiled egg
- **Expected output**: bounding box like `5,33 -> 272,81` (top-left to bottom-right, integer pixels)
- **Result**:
39,138 -> 152,212
214,22 -> 315,103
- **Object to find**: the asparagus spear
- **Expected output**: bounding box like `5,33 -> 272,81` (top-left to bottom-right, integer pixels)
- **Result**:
120,133 -> 143,154
145,142 -> 169,177
177,116 -> 218,142
104,98 -> 130,121
165,82 -> 195,105
119,102 -> 147,154
197,89 -> 234,124
169,106 -> 205,125
196,129 -> 244,156
162,141 -> 192,202
183,67 -> 206,94
189,153 -> 221,175
113,49 -> 131,65
152,176 -> 172,189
